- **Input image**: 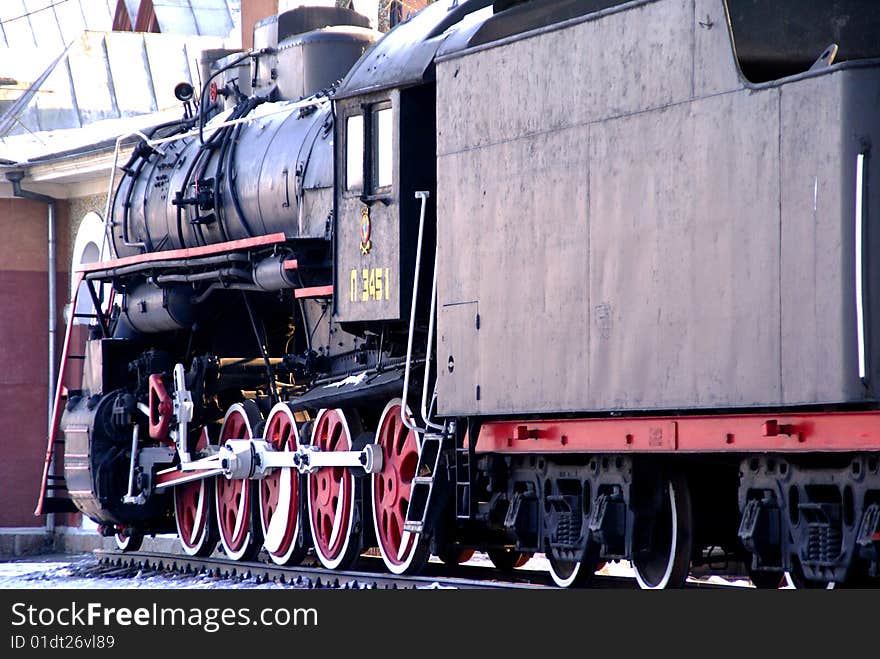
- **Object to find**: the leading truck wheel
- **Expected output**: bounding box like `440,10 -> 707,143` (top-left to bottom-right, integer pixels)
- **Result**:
371,399 -> 430,575
547,555 -> 585,588
174,428 -> 217,557
259,402 -> 308,566
114,528 -> 143,552
214,401 -> 263,561
307,409 -> 362,570
749,569 -> 786,589
632,474 -> 693,589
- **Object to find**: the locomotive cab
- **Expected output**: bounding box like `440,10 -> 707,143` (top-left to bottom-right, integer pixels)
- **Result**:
332,87 -> 437,324
331,1 -> 495,326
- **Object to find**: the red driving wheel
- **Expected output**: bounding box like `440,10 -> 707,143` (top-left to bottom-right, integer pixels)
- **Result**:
214,401 -> 263,561
307,408 -> 361,570
174,427 -> 217,557
259,402 -> 308,565
371,399 -> 429,574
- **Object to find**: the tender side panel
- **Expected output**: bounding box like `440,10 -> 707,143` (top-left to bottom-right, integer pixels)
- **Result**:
438,127 -> 591,414
437,0 -> 694,156
436,0 -> 880,416
588,91 -> 780,410
779,72 -> 851,405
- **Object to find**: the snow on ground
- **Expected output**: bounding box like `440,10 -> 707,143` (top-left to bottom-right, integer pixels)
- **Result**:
459,552 -> 753,587
0,554 -> 299,590
0,552 -> 754,589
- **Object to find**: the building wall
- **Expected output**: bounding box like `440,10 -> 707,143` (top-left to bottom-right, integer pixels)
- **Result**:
0,197 -> 70,527
242,0 -> 278,49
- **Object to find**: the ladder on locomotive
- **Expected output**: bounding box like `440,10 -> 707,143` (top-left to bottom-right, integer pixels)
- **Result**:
34,272 -> 110,516
402,423 -> 475,532
401,190 -> 473,533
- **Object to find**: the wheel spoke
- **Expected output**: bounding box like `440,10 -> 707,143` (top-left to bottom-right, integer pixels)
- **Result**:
307,409 -> 358,569
212,403 -> 263,561
259,403 -> 303,565
395,421 -> 407,456
174,427 -> 214,557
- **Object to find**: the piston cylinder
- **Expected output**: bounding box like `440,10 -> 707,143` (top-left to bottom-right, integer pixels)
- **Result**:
123,284 -> 194,334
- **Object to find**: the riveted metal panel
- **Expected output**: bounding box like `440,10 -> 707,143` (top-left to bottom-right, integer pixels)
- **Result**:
779,73 -> 851,405
587,91 -> 781,410
779,68 -> 880,405
438,0 -> 880,416
847,71 -> 880,400
436,0 -> 880,416
693,0 -> 743,96
437,0 -> 694,157
438,302 -> 481,414
437,126 -> 591,415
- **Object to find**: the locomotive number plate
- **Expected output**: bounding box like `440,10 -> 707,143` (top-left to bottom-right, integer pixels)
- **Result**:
349,267 -> 390,303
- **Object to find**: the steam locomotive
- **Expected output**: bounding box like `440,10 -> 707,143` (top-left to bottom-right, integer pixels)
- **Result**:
36,0 -> 880,588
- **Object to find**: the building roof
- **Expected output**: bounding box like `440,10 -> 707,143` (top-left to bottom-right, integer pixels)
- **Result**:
114,0 -> 240,37
0,0 -> 115,51
0,29 -> 235,141
0,0 -> 242,140
0,1 -> 244,201
0,106 -> 180,165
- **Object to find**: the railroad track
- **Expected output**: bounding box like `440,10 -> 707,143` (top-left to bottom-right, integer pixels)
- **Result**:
95,550 -> 556,589
94,550 -> 737,589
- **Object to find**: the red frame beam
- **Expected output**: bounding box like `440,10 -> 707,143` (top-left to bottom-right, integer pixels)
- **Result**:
475,411 -> 880,454
295,285 -> 333,299
76,233 -> 288,273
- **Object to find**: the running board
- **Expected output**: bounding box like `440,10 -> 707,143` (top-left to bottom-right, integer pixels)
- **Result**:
404,432 -> 445,534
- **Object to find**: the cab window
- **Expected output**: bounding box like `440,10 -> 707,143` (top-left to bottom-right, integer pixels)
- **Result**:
346,113 -> 364,191
374,107 -> 393,190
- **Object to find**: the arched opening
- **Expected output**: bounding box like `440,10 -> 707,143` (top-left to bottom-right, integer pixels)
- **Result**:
69,212 -> 109,325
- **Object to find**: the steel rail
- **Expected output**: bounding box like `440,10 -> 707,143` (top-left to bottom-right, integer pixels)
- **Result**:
95,550 -> 550,589
93,550 -> 734,590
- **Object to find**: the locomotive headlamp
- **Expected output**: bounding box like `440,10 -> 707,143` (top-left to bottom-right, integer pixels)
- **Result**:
173,82 -> 195,103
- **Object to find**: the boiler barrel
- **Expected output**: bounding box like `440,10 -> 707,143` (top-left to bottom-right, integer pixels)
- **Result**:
110,99 -> 334,259
109,23 -> 376,259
